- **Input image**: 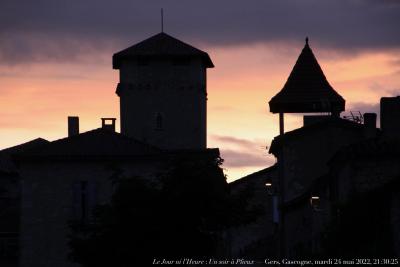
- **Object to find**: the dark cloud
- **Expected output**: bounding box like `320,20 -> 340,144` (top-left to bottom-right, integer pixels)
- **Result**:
211,135 -> 267,150
210,135 -> 274,168
347,102 -> 380,115
0,0 -> 399,64
347,87 -> 400,118
220,149 -> 275,168
0,70 -> 88,80
390,59 -> 400,67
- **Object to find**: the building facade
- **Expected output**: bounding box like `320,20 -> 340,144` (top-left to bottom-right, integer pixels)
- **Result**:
12,32 -> 216,267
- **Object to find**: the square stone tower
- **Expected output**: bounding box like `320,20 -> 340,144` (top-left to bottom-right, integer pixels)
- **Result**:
113,32 -> 214,150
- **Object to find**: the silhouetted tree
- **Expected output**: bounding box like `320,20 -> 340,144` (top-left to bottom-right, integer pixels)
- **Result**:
68,154 -> 252,266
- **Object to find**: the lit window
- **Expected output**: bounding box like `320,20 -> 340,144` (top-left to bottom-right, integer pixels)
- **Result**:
265,182 -> 273,195
310,196 -> 320,210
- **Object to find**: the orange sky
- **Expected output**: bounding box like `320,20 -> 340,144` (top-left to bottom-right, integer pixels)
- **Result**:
1,40 -> 400,182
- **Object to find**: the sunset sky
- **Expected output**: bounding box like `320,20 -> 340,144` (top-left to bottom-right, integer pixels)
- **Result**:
1,0 -> 400,181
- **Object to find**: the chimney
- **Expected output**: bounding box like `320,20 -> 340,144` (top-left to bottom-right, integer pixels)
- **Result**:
101,118 -> 116,132
68,116 -> 79,137
363,113 -> 377,139
381,96 -> 400,138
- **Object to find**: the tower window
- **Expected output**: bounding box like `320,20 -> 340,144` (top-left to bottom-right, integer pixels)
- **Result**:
155,113 -> 163,130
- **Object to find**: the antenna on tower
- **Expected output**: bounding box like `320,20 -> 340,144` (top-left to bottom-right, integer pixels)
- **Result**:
161,8 -> 164,32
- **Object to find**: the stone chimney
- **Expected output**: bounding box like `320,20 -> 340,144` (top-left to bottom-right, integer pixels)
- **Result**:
363,113 -> 377,139
101,118 -> 116,132
381,96 -> 400,138
68,116 -> 79,137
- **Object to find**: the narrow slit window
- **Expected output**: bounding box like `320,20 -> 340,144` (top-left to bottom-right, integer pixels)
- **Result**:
80,181 -> 88,222
156,113 -> 163,130
73,180 -> 96,224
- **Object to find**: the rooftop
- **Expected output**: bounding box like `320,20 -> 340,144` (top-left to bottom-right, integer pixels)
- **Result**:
15,128 -> 220,162
113,32 -> 214,69
229,165 -> 277,187
0,138 -> 49,173
269,117 -> 366,154
331,135 -> 400,163
269,38 -> 345,114
17,128 -> 162,161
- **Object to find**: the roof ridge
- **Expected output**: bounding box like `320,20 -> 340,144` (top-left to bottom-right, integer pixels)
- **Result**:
112,32 -> 214,69
17,128 -> 163,159
0,138 -> 50,155
269,117 -> 365,154
42,128 -> 160,150
229,165 -> 277,185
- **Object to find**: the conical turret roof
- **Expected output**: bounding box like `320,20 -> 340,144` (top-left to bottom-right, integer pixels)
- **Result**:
269,38 -> 345,114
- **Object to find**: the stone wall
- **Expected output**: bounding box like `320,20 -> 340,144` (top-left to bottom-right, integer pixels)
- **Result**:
229,168 -> 278,257
118,58 -> 207,150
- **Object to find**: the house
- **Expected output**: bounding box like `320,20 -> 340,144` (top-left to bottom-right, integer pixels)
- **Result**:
228,165 -> 278,258
270,116 -> 379,256
17,122 -> 164,267
0,138 -> 49,267
325,97 -> 400,256
17,120 -> 220,267
260,37 -> 400,258
265,38 -> 382,257
267,37 -> 359,257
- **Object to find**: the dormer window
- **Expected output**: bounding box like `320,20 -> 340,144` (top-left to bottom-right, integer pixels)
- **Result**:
155,112 -> 163,130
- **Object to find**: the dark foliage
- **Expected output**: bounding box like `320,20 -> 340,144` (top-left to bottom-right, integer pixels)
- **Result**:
68,154 -> 252,266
